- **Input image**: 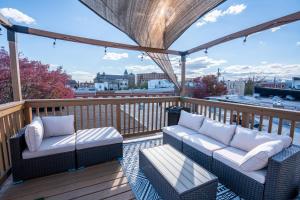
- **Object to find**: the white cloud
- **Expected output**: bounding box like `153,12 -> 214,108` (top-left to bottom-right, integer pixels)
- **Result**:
260,61 -> 268,65
169,56 -> 227,79
49,64 -> 62,71
259,41 -> 266,46
196,4 -> 246,27
0,8 -> 35,24
103,52 -> 128,60
69,71 -> 95,82
126,65 -> 162,74
296,41 -> 300,46
271,26 -> 281,32
222,63 -> 300,80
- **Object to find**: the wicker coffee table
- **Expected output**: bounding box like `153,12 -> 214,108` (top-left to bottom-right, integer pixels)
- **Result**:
139,144 -> 218,200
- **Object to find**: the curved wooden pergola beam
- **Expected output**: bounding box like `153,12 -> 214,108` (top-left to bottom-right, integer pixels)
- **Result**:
184,11 -> 300,55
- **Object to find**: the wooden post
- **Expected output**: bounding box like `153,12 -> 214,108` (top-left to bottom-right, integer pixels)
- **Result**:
24,106 -> 32,125
7,29 -> 22,101
116,104 -> 121,132
180,55 -> 186,97
242,112 -> 250,128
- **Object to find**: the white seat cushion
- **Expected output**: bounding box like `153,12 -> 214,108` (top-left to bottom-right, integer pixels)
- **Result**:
22,134 -> 75,159
199,118 -> 236,145
42,115 -> 75,137
162,125 -> 198,141
76,127 -> 123,150
178,110 -> 205,131
213,147 -> 267,184
25,117 -> 44,152
239,140 -> 284,171
183,134 -> 226,156
230,126 -> 292,152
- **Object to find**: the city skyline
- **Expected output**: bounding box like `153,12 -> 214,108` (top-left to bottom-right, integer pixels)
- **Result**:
0,0 -> 300,82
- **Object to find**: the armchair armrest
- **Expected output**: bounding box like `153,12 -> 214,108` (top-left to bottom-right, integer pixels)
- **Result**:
264,145 -> 300,200
9,127 -> 27,164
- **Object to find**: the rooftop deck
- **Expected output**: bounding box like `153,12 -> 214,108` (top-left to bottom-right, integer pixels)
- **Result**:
0,96 -> 299,199
0,161 -> 135,200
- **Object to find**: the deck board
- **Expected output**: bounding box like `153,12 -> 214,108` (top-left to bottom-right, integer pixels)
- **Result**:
0,161 -> 134,200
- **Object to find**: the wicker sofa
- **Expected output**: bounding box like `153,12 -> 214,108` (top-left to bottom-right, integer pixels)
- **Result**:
10,115 -> 123,182
163,111 -> 300,200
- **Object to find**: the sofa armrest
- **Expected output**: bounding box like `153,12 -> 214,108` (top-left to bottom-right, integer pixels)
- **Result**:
9,127 -> 27,164
264,145 -> 300,200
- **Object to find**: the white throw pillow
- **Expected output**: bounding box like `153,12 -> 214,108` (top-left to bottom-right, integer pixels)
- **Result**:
259,132 -> 292,149
42,115 -> 75,137
198,118 -> 236,145
25,116 -> 44,151
239,140 -> 284,171
178,110 -> 205,131
230,126 -> 292,152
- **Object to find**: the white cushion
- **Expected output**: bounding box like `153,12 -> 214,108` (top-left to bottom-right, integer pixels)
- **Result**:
199,118 -> 236,145
163,125 -> 198,141
213,147 -> 267,184
230,126 -> 259,152
42,115 -> 75,137
259,132 -> 292,149
183,134 -> 226,156
239,140 -> 284,171
178,110 -> 205,131
76,127 -> 123,150
22,134 -> 75,159
230,126 -> 292,152
25,117 -> 44,152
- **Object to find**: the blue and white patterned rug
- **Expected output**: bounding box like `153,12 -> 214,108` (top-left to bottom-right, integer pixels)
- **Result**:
119,138 -> 241,200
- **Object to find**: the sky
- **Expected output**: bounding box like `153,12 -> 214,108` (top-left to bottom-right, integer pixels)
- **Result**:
0,0 -> 300,82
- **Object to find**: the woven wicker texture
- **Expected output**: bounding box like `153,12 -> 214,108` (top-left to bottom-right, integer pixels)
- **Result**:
163,132 -> 182,151
80,0 -> 225,88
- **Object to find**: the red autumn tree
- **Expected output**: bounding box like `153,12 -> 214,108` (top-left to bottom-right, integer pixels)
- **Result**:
0,47 -> 74,104
187,75 -> 227,98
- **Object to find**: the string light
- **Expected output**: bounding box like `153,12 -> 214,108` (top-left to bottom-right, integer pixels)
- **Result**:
104,46 -> 107,55
53,39 -> 56,48
243,35 -> 248,43
204,48 -> 208,54
140,52 -> 145,61
0,28 -> 2,35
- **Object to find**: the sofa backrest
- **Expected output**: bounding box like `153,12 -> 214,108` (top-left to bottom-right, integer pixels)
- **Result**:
42,115 -> 75,138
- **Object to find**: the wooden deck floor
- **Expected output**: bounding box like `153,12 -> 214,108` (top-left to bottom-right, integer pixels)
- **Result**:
0,161 -> 135,200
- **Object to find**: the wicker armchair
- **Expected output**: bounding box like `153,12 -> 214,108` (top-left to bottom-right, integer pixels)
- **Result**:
9,128 -> 76,182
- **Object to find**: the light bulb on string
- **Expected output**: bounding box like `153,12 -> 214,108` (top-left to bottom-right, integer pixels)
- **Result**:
204,48 -> 208,55
243,35 -> 248,44
53,39 -> 56,48
104,47 -> 107,55
140,52 -> 145,61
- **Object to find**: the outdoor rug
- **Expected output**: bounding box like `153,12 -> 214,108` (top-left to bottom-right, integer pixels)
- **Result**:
119,138 -> 241,200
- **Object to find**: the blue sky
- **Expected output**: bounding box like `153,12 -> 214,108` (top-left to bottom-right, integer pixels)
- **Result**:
0,0 -> 300,82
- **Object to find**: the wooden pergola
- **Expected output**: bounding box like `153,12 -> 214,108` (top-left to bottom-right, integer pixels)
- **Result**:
0,1 -> 299,101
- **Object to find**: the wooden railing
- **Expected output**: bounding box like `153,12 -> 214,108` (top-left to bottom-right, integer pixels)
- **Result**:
0,96 -> 300,184
181,97 -> 300,143
25,97 -> 180,137
0,101 -> 25,183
